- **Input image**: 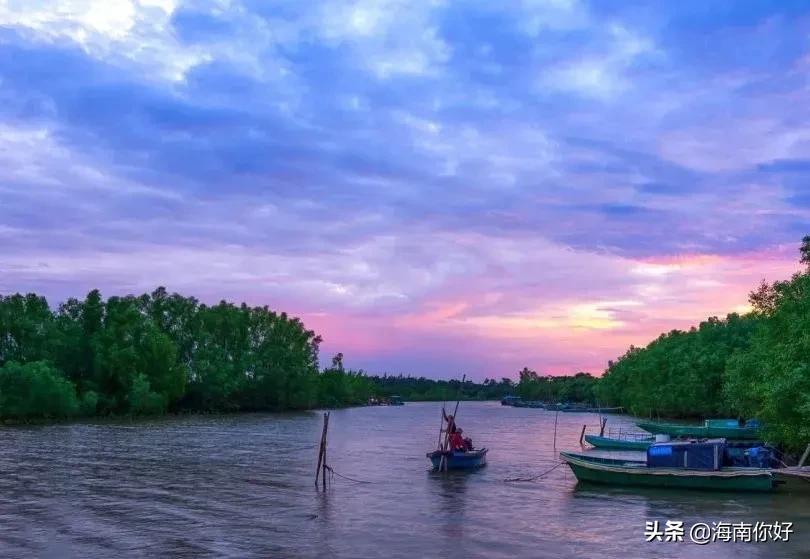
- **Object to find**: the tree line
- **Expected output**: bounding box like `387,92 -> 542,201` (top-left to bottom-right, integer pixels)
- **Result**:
0,288 -> 523,421
513,368 -> 598,404
596,236 -> 810,450
0,288 -> 328,417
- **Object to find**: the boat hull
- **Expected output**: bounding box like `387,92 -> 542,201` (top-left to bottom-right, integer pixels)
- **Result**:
560,452 -> 775,492
773,468 -> 810,492
636,420 -> 760,440
584,434 -> 652,451
427,449 -> 488,470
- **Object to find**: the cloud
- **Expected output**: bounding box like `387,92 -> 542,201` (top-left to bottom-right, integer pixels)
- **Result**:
539,23 -> 659,99
1,1 -> 809,377
0,0 -> 209,81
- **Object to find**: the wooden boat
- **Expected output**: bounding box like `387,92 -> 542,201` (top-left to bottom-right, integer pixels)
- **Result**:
584,434 -> 654,451
560,451 -> 776,492
427,448 -> 488,470
636,418 -> 760,440
773,467 -> 810,492
501,396 -> 522,406
560,404 -> 590,413
562,405 -> 624,413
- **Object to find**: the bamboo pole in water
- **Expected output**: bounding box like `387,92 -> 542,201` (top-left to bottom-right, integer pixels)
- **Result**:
553,409 -> 559,450
322,412 -> 330,490
315,412 -> 329,489
600,417 -> 607,436
579,424 -> 586,446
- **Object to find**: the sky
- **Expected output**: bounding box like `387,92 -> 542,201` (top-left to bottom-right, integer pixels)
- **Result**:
1,1 -> 809,379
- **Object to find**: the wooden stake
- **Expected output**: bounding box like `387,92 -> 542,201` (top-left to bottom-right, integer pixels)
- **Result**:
553,409 -> 559,451
322,412 -> 329,490
600,417 -> 607,437
579,424 -> 586,446
315,412 -> 329,489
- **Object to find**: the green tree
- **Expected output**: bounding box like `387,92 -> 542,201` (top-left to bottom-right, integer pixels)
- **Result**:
0,361 -> 78,419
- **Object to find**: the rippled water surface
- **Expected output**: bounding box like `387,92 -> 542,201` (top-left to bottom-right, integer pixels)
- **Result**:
1,402 -> 808,558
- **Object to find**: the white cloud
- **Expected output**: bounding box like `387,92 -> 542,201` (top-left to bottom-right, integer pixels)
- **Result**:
540,24 -> 658,99
314,0 -> 450,78
659,118 -> 810,173
520,0 -> 589,35
0,0 -> 208,81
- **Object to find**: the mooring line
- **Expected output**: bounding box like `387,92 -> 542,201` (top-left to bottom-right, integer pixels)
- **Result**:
504,461 -> 565,482
324,465 -> 374,484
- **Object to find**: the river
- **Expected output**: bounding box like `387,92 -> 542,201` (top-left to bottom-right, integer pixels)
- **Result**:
0,401 -> 807,558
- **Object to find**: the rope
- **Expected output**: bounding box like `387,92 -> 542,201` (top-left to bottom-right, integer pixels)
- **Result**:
504,461 -> 566,482
324,465 -> 373,484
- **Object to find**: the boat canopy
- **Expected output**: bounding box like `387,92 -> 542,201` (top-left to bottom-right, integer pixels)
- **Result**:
704,419 -> 739,428
647,439 -> 726,471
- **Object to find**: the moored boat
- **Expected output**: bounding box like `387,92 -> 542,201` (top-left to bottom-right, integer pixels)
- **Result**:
772,467 -> 810,492
427,448 -> 488,470
562,405 -> 625,413
636,418 -> 761,440
561,439 -> 776,492
584,434 -> 654,451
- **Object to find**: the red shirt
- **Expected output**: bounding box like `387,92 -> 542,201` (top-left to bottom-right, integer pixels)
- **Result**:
449,432 -> 465,450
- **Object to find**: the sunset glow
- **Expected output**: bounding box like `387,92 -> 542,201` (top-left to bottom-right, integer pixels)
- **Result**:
1,1 -> 808,378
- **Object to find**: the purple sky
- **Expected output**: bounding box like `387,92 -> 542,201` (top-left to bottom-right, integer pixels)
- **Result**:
1,1 -> 809,379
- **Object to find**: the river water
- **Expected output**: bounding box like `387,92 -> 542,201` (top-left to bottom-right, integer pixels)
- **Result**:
0,401 -> 807,558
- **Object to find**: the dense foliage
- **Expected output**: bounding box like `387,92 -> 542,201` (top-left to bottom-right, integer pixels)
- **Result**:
0,288 -> 336,419
0,289 -> 522,420
598,236 -> 810,449
595,314 -> 760,417
366,375 -> 517,402
514,368 -> 598,404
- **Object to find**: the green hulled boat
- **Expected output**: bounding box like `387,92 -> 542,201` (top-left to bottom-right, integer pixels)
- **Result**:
560,451 -> 776,492
636,418 -> 760,440
584,434 -> 653,451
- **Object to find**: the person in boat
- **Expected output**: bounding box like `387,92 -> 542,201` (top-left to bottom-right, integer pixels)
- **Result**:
463,435 -> 474,451
442,409 -> 457,435
449,428 -> 467,452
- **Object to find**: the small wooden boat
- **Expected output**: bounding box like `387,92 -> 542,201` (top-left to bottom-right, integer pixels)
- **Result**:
636,418 -> 760,440
562,405 -> 624,413
560,404 -> 590,413
773,467 -> 810,492
427,448 -> 488,470
561,439 -> 777,492
584,434 -> 654,451
560,451 -> 775,492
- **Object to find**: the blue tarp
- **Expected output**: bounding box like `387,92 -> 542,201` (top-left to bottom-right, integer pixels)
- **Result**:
647,440 -> 723,470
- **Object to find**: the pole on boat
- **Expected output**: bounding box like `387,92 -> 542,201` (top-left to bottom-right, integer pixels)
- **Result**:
600,417 -> 607,437
439,374 -> 465,472
799,443 -> 810,468
315,411 -> 330,489
579,424 -> 586,447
